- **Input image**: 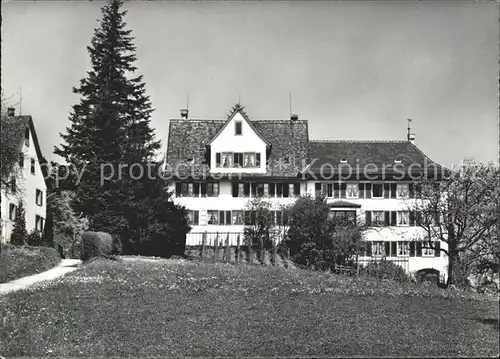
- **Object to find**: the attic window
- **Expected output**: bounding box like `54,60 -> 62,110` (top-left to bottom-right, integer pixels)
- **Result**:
283,156 -> 290,165
394,159 -> 402,164
235,121 -> 242,135
340,159 -> 348,164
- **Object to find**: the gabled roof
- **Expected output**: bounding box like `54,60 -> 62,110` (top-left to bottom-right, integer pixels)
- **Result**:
1,115 -> 46,177
307,140 -> 447,179
165,115 -> 309,179
206,104 -> 271,147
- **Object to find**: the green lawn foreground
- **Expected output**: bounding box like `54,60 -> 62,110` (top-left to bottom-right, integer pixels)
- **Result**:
0,245 -> 61,284
0,258 -> 498,357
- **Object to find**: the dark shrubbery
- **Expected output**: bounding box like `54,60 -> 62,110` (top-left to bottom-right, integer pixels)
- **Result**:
111,234 -> 123,255
80,231 -> 113,262
361,260 -> 411,282
0,245 -> 61,283
25,229 -> 43,246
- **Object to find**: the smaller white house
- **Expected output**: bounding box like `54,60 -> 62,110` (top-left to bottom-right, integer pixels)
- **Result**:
1,108 -> 47,244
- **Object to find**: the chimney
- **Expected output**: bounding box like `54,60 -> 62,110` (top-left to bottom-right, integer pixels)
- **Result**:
180,109 -> 188,119
290,113 -> 299,122
407,118 -> 415,144
7,107 -> 15,117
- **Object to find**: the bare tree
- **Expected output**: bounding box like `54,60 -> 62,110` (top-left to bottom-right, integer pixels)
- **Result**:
410,159 -> 499,287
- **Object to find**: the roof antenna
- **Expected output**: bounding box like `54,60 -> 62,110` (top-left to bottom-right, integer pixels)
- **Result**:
407,118 -> 416,143
289,92 -> 292,116
237,94 -> 241,105
186,92 -> 189,111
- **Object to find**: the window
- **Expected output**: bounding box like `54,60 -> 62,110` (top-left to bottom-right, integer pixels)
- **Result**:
372,211 -> 384,226
206,183 -> 219,197
346,184 -> 358,198
358,183 -> 372,199
19,153 -> 24,168
385,242 -> 397,257
233,153 -> 244,167
398,242 -> 409,256
24,127 -> 30,147
9,204 -> 17,221
330,211 -> 356,226
219,210 -> 232,225
186,210 -> 199,225
422,242 -> 434,256
36,189 -> 43,206
221,152 -> 233,167
372,241 -> 384,256
384,183 -> 397,199
232,210 -> 244,225
398,211 -> 409,226
31,158 -> 36,174
235,121 -> 242,135
207,210 -> 219,225
397,184 -> 409,198
372,183 -> 383,198
35,215 -> 44,231
244,153 -> 257,167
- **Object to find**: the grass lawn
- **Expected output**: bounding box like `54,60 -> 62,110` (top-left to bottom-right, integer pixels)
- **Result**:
1,258 -> 498,357
0,245 -> 61,283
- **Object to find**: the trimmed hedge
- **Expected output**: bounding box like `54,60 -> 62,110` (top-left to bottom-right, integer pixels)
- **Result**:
80,231 -> 113,262
0,245 -> 61,283
361,260 -> 411,283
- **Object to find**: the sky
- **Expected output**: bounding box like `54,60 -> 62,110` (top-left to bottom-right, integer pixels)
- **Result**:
2,0 -> 499,168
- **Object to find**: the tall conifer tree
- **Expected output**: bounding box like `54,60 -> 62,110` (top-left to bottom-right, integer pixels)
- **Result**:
54,0 -> 189,254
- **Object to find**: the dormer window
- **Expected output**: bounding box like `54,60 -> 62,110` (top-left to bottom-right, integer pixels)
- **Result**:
24,127 -> 30,147
235,121 -> 242,135
394,159 -> 402,164
283,156 -> 290,165
340,159 -> 348,164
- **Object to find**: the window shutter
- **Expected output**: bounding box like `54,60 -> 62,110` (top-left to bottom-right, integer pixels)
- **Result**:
384,183 -> 390,199
219,211 -> 225,225
226,211 -> 231,225
326,183 -> 333,197
216,153 -> 221,167
434,241 -> 440,257
294,183 -> 300,196
391,242 -> 397,257
384,242 -> 390,257
175,183 -> 182,196
207,184 -> 213,197
390,183 -> 397,198
365,242 -> 372,256
315,182 -> 321,196
194,211 -> 199,225
391,211 -> 397,226
199,210 -> 207,226
409,211 -> 416,226
416,242 -> 422,257
340,183 -> 346,198
283,184 -> 290,198
358,183 -> 365,199
416,211 -> 423,226
409,242 -> 415,257
201,183 -> 207,197
365,183 -> 372,198
409,183 -> 415,198
365,211 -> 372,226
334,183 -> 340,198
256,153 -> 261,166
269,183 -> 275,197
194,183 -> 200,196
384,211 -> 390,226
232,183 -> 239,197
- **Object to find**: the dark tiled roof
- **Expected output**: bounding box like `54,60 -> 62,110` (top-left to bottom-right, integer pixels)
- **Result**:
307,140 -> 446,179
165,115 -> 309,179
1,115 -> 46,179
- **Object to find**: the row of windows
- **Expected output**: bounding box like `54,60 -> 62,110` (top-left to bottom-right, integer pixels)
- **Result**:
8,204 -> 45,231
365,210 -> 437,227
215,152 -> 261,168
364,241 -> 441,257
315,183 -> 421,199
186,209 -> 290,226
175,181 -> 426,199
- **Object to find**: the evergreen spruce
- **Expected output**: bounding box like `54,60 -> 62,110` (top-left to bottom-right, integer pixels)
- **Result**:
54,0 -> 188,255
10,201 -> 27,246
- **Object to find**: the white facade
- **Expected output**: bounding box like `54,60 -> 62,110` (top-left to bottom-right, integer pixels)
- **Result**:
1,121 -> 47,244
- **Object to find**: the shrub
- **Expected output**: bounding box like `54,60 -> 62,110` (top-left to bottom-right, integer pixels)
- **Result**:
361,260 -> 411,282
10,201 -> 27,246
26,229 -> 43,246
80,231 -> 113,262
0,245 -> 61,283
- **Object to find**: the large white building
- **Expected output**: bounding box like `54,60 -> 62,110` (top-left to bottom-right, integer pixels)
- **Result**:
1,108 -> 47,244
166,104 -> 448,280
